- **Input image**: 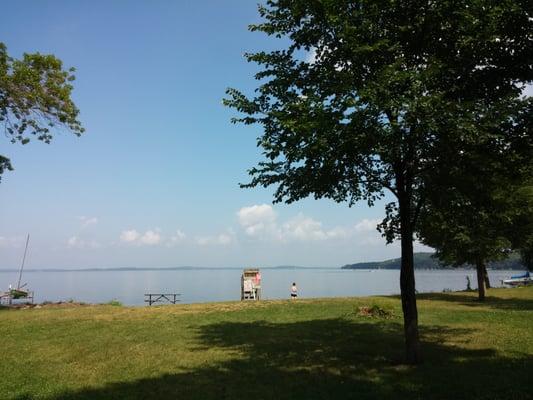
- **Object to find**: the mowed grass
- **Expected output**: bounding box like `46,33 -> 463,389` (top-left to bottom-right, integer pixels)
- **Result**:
1,287 -> 532,400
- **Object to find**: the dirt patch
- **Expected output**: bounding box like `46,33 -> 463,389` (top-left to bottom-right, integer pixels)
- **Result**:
357,305 -> 394,319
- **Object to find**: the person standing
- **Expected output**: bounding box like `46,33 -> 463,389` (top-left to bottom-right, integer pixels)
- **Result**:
290,282 -> 298,299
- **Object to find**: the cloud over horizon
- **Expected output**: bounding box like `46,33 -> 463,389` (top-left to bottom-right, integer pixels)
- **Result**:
237,204 -> 383,244
79,216 -> 98,228
119,229 -> 162,246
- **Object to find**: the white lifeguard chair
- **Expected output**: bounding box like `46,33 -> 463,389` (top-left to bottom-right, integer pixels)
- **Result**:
241,268 -> 261,300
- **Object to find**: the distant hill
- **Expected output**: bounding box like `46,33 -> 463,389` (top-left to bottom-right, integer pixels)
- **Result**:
341,252 -> 526,270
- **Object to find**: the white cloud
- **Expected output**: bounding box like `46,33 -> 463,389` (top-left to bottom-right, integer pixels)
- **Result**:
281,214 -> 327,241
167,230 -> 186,246
323,226 -> 350,239
67,236 -> 100,249
67,236 -> 79,247
217,233 -> 233,245
237,204 -> 278,238
237,204 -> 378,243
196,237 -> 210,246
354,218 -> 381,232
120,229 -> 161,246
280,214 -> 353,241
79,216 -> 98,228
196,231 -> 234,246
0,236 -> 25,248
139,230 -> 161,245
120,229 -> 140,243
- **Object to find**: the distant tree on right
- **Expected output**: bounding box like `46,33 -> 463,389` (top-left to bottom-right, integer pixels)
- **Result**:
513,184 -> 533,272
417,129 -> 533,300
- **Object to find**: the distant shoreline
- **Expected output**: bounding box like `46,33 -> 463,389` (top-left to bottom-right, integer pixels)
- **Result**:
0,251 -> 527,273
0,266 -> 332,273
342,252 -> 527,271
0,266 -> 526,273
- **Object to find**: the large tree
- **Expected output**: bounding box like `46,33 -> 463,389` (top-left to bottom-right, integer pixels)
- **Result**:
0,42 -> 84,180
225,1 -> 532,363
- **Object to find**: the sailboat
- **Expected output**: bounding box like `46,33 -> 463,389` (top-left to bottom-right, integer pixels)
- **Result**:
6,234 -> 32,300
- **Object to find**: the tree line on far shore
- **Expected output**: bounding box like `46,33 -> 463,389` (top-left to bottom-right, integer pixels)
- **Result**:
341,252 -> 528,271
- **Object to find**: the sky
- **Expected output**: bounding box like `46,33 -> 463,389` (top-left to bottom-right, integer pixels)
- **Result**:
0,1 -> 438,269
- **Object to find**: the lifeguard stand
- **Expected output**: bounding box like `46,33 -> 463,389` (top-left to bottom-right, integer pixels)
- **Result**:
241,268 -> 261,300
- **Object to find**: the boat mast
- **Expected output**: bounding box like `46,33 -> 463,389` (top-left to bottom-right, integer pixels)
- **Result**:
17,234 -> 30,290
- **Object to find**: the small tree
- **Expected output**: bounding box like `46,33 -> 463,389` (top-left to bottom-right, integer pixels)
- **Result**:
225,1 -> 532,363
512,184 -> 533,271
418,174 -> 518,301
0,42 -> 84,180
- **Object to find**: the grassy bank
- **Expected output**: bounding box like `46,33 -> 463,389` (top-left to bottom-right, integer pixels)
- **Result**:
2,287 -> 532,400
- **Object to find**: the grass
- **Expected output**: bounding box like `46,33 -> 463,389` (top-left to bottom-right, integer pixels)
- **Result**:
105,299 -> 123,307
1,287 -> 532,400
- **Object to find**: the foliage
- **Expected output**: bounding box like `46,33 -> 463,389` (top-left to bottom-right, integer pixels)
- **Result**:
224,0 -> 532,362
106,299 -> 123,307
0,42 -> 84,180
514,185 -> 533,271
417,110 -> 532,252
418,174 -> 525,268
418,161 -> 533,298
520,248 -> 533,271
1,288 -> 532,400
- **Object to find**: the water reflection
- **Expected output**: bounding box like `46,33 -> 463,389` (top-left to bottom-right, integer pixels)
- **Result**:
0,269 -> 518,305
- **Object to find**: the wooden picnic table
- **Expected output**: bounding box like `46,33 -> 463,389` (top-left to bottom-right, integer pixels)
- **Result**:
144,293 -> 181,306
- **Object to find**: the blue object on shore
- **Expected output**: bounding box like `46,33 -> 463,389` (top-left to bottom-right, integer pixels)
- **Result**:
503,271 -> 532,287
511,272 -> 530,279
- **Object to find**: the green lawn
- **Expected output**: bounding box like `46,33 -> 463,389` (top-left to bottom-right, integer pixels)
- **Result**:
2,287 -> 532,400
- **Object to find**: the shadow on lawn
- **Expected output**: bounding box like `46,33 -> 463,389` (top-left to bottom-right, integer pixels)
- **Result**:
417,291 -> 533,310
18,317 -> 532,400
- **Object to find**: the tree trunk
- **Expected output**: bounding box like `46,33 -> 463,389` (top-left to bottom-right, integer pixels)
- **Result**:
398,189 -> 421,364
476,261 -> 486,301
483,265 -> 491,288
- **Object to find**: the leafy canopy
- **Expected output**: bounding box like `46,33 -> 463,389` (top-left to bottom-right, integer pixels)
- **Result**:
418,157 -> 533,268
0,42 -> 84,179
224,1 -> 532,240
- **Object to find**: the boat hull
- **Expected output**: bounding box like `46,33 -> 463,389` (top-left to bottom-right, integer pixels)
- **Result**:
502,278 -> 533,286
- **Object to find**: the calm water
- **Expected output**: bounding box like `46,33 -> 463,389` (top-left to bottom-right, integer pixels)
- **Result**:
0,268 -> 519,305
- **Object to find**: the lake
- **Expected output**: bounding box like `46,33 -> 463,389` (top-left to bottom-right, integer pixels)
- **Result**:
0,268 -> 519,305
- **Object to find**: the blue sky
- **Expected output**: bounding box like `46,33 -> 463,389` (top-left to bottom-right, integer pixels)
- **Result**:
0,1 -> 432,269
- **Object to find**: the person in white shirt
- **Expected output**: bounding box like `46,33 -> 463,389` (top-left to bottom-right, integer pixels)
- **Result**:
290,282 -> 298,299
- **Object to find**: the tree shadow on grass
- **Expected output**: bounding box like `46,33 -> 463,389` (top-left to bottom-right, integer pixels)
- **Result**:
16,318 -> 532,400
416,291 -> 533,310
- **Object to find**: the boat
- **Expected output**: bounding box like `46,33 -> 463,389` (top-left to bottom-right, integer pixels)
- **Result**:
1,234 -> 33,304
9,284 -> 29,299
502,271 -> 532,286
